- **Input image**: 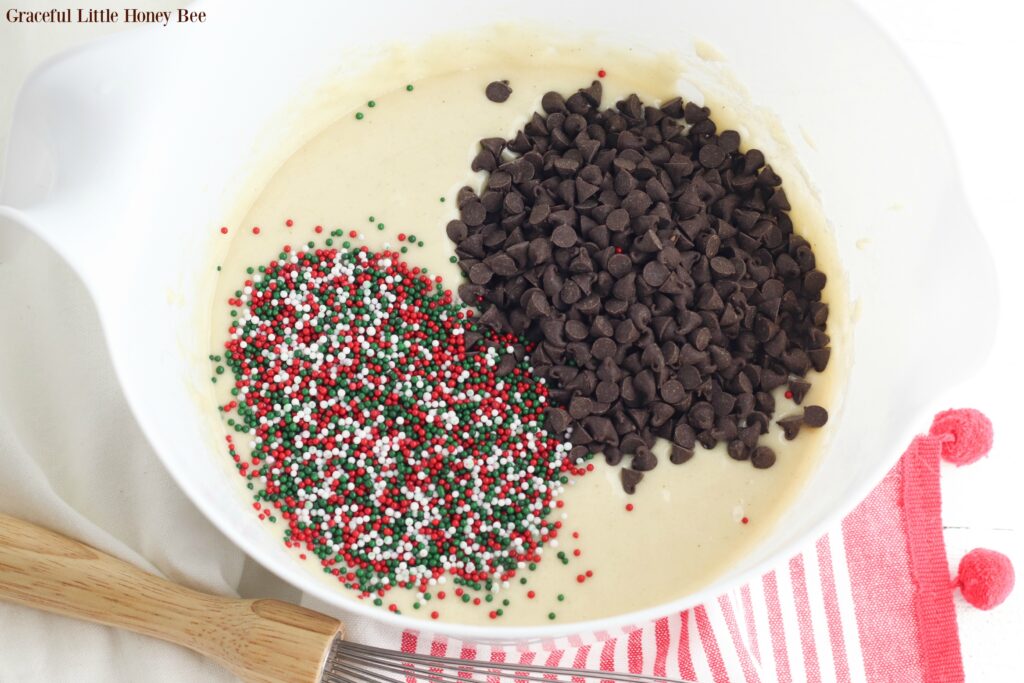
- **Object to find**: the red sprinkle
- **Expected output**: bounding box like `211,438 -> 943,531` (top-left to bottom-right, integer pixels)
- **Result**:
527,590 -> 536,599
431,611 -> 439,620
314,225 -> 324,234
785,390 -> 793,399
576,574 -> 585,583
252,226 -> 261,235
349,230 -> 358,238
220,226 -> 229,234
285,219 -> 294,227
625,503 -> 634,512
741,517 -> 749,524
573,549 -> 581,557
597,69 -> 607,78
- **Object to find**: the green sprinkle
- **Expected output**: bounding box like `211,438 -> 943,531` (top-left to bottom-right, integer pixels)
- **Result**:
377,223 -> 385,231
368,216 -> 375,222
401,246 -> 408,253
216,265 -> 222,271
406,84 -> 414,91
548,612 -> 556,620
407,234 -> 416,242
449,256 -> 458,263
496,608 -> 504,616
355,112 -> 364,120
557,593 -> 565,602
413,602 -> 421,610
418,241 -> 425,247
373,598 -> 383,606
368,100 -> 376,108
440,197 -> 446,203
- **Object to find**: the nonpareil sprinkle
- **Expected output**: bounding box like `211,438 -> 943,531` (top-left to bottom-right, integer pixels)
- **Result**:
221,245 -> 588,604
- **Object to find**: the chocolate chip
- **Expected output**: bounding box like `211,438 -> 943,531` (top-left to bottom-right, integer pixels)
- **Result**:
751,446 -> 776,469
788,378 -> 811,404
546,407 -> 570,433
632,446 -> 658,471
485,80 -> 512,103
469,262 -> 493,284
698,143 -> 727,168
777,414 -> 803,440
689,401 -> 715,430
569,395 -> 593,420
803,405 -> 828,428
592,337 -> 617,360
669,444 -> 694,464
551,224 -> 578,248
446,220 -> 468,242
656,379 -> 683,404
607,253 -> 632,277
621,468 -> 644,494
727,440 -> 748,460
642,260 -> 670,288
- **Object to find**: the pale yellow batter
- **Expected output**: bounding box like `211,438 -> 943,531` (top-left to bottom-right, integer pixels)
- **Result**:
210,65 -> 844,626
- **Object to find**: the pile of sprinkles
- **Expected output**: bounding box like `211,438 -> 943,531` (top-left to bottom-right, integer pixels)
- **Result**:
220,244 -> 590,616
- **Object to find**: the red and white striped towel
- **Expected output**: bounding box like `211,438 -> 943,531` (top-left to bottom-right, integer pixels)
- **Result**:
362,412 -> 998,683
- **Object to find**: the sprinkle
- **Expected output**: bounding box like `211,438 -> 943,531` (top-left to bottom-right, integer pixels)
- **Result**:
557,593 -> 565,602
625,503 -> 634,512
785,390 -> 794,399
440,197 -> 446,203
315,225 -> 323,234
527,590 -> 536,599
406,84 -> 414,91
741,517 -> 749,524
285,219 -> 294,227
597,69 -> 606,78
355,112 -> 364,120
251,226 -> 260,235
548,612 -> 556,620
220,226 -> 229,234
220,244 -> 588,610
368,100 -> 376,108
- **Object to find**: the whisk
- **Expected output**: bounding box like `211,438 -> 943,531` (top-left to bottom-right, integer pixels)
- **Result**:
0,514 -> 687,683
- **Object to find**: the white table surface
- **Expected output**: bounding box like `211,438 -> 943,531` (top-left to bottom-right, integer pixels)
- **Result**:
1,1 -> 1021,680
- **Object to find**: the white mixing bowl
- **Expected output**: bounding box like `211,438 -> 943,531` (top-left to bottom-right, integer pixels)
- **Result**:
0,0 -> 997,644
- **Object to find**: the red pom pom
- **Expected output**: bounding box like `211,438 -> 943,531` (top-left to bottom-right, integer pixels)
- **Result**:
929,408 -> 993,466
956,548 -> 1015,610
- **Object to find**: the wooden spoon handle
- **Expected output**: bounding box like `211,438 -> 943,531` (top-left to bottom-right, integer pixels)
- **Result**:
0,514 -> 342,683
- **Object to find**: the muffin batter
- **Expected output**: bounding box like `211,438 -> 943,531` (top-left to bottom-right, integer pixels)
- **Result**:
210,65 -> 844,626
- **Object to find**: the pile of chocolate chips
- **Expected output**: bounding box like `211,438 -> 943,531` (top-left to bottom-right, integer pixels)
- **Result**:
447,81 -> 831,491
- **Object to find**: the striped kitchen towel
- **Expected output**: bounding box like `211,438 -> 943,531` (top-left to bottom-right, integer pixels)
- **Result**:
357,409 -> 1009,683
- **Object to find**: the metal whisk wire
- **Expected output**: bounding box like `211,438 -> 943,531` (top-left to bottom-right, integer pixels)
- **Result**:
322,639 -> 693,683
